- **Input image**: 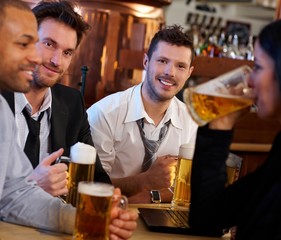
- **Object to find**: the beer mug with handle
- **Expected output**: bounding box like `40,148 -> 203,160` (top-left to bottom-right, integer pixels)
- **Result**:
73,182 -> 128,240
184,65 -> 254,126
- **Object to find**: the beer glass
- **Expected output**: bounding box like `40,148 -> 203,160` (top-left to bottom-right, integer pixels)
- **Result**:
172,144 -> 194,209
225,153 -> 242,186
73,182 -> 128,240
66,143 -> 96,206
184,65 -> 254,126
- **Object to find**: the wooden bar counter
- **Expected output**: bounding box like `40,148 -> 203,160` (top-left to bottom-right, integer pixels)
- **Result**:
0,204 -> 230,240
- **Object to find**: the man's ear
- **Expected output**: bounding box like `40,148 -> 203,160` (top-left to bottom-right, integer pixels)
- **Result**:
187,65 -> 194,79
143,53 -> 149,70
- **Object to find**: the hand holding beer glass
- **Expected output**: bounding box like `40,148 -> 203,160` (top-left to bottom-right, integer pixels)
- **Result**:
73,182 -> 128,240
172,144 -> 194,209
184,66 -> 254,126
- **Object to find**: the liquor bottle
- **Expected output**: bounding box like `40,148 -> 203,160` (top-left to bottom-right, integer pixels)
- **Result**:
244,35 -> 254,61
218,31 -> 227,58
206,35 -> 220,57
227,34 -> 242,59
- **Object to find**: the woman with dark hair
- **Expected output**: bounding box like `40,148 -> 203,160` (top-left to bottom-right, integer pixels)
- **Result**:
189,19 -> 281,240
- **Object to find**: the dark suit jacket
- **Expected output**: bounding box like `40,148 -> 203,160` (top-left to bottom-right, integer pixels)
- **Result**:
2,84 -> 111,184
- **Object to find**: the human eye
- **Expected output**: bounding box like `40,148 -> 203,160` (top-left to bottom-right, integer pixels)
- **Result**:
43,40 -> 53,48
158,58 -> 167,64
17,42 -> 29,48
178,64 -> 186,69
64,50 -> 73,57
252,62 -> 261,72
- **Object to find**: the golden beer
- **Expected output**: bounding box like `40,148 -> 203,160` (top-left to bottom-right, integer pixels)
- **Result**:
225,153 -> 242,186
66,161 -> 95,207
186,92 -> 253,126
172,158 -> 192,208
172,144 -> 194,209
226,165 -> 240,186
74,182 -> 114,240
184,65 -> 254,126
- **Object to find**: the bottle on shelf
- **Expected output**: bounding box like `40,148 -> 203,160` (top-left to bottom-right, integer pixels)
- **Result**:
244,35 -> 254,61
226,34 -> 243,59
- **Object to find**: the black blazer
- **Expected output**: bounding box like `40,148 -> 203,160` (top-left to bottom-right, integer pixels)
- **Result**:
2,84 -> 111,184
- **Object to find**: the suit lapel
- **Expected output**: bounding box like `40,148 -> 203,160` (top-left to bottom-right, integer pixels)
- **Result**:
50,88 -> 68,154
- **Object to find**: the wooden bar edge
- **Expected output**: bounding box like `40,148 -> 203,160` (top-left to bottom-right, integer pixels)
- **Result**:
230,143 -> 272,152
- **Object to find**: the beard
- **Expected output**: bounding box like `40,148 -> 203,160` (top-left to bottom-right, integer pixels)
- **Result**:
144,68 -> 177,102
32,64 -> 63,89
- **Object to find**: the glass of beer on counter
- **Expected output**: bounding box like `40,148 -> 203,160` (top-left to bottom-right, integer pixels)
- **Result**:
184,65 -> 254,126
73,182 -> 128,240
66,142 -> 96,207
172,144 -> 194,209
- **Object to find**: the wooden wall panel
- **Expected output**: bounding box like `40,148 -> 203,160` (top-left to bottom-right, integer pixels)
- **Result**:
275,0 -> 281,19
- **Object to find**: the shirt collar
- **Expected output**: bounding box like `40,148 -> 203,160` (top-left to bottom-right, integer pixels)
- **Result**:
125,83 -> 146,123
124,83 -> 184,129
166,98 -> 184,130
15,88 -> 52,119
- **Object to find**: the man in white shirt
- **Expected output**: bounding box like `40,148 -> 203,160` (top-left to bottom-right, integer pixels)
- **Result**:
87,25 -> 198,203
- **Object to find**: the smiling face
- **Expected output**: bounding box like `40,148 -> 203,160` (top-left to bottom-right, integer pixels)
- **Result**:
0,6 -> 41,92
248,40 -> 281,121
32,18 -> 77,88
142,41 -> 193,103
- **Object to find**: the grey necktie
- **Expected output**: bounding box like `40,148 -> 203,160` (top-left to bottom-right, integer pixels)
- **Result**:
136,118 -> 171,172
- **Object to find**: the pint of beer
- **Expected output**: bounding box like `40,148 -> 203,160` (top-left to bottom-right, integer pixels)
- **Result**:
225,153 -> 242,186
66,142 -> 96,207
184,66 -> 254,126
172,144 -> 194,209
73,182 -> 114,240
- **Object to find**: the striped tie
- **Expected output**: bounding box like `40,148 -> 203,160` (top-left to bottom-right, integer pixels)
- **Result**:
136,118 -> 171,172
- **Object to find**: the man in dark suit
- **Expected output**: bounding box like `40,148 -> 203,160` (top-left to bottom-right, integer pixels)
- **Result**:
3,0 -> 110,197
3,86 -> 110,186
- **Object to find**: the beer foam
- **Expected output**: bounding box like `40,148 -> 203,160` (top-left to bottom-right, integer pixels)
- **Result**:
78,182 -> 114,197
70,142 -> 96,164
179,144 -> 194,160
226,153 -> 242,168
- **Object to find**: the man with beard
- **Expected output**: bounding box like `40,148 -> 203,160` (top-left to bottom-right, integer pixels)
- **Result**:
87,25 -> 198,203
3,0 -> 111,197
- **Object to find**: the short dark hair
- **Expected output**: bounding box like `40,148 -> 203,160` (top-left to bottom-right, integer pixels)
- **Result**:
258,19 -> 281,93
147,25 -> 195,64
0,0 -> 31,29
32,0 -> 90,48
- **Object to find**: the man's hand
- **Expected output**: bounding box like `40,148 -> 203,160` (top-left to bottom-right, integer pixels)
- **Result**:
111,155 -> 177,199
109,188 -> 138,240
27,148 -> 68,196
141,155 -> 177,191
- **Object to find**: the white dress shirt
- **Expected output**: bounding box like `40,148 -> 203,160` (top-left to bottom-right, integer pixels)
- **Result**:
87,83 -> 198,178
0,96 -> 75,234
14,90 -> 52,162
